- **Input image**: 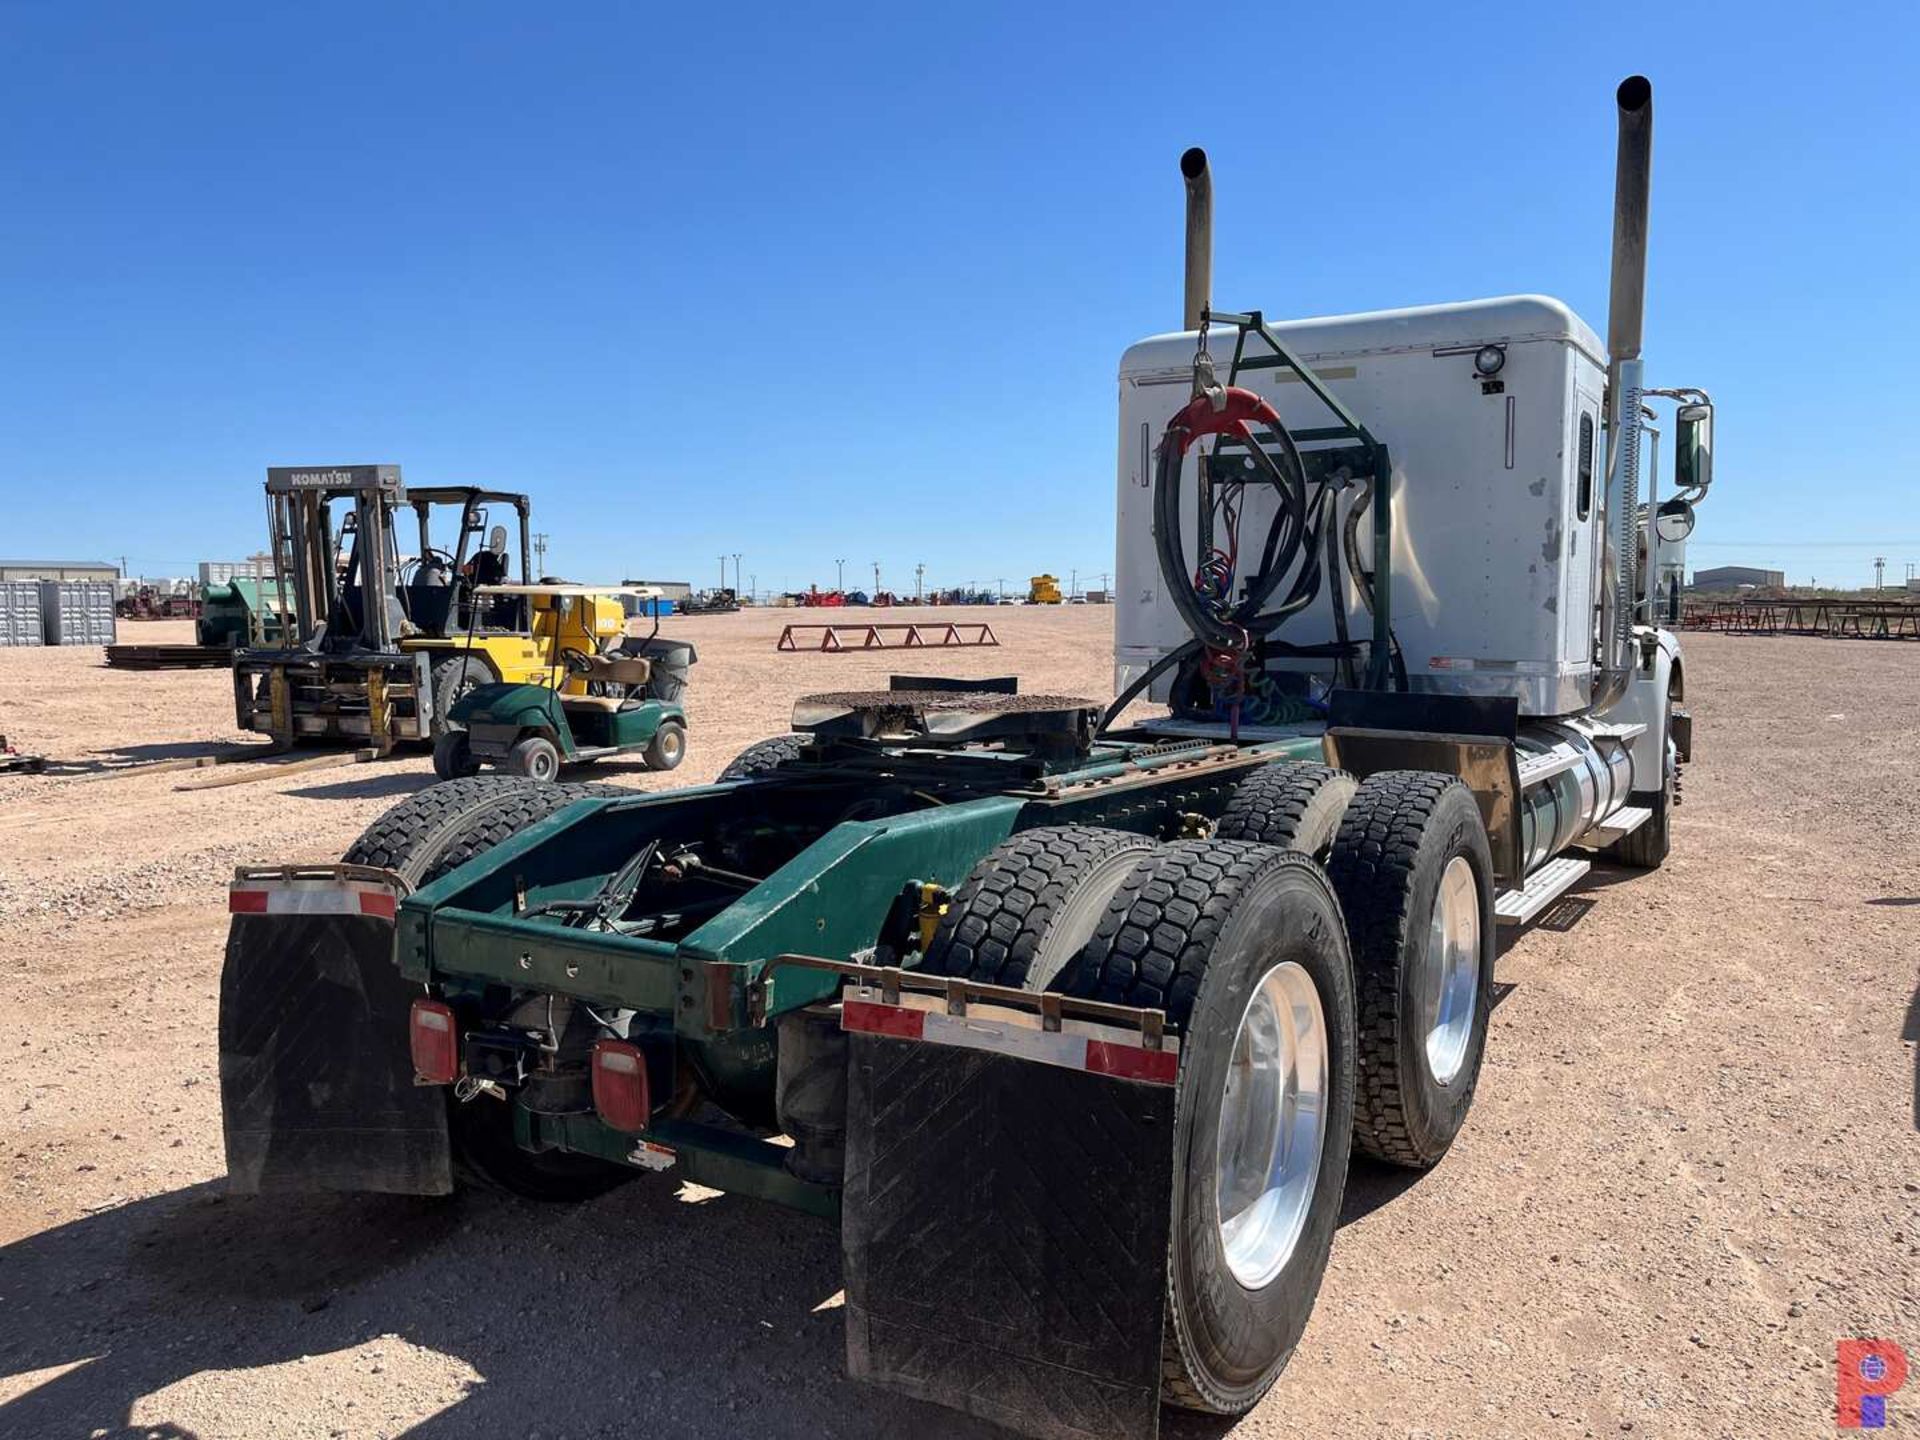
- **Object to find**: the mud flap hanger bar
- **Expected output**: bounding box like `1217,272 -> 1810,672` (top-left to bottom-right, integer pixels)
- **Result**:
757,952 -> 1167,1048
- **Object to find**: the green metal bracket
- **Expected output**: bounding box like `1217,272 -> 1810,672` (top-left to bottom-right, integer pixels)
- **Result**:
518,1107 -> 839,1219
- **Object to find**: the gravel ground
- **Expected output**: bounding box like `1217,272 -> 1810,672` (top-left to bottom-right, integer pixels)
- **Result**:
0,611 -> 1914,1439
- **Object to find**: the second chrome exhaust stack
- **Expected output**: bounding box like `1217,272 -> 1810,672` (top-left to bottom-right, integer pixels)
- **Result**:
1595,75 -> 1654,712
1181,147 -> 1211,330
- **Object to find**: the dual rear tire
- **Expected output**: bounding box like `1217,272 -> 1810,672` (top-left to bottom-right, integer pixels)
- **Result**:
345,778 -> 635,1199
919,766 -> 1496,1415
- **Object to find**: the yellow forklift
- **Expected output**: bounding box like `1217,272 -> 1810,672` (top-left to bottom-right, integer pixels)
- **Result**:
231,464 -> 572,752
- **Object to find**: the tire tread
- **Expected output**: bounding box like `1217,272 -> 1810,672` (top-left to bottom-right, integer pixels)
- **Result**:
1215,761 -> 1356,854
920,826 -> 1156,987
716,734 -> 807,782
1324,770 -> 1475,1167
1066,839 -> 1337,1414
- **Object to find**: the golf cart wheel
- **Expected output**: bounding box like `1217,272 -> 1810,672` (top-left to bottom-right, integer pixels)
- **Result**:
1325,771 -> 1495,1169
432,729 -> 481,780
716,733 -> 807,781
508,734 -> 562,781
642,719 -> 686,772
920,825 -> 1158,990
1067,839 -> 1356,1414
429,653 -> 493,738
1216,762 -> 1357,860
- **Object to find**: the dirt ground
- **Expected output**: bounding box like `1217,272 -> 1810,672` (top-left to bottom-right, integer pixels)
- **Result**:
0,609 -> 1914,1440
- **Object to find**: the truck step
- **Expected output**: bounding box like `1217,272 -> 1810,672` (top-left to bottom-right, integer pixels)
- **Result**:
1578,804 -> 1652,847
1495,855 -> 1591,926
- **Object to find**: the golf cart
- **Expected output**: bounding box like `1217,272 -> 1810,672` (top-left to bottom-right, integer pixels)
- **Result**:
432,584 -> 690,781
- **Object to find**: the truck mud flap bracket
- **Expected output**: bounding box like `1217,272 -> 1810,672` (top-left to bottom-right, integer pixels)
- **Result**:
838,981 -> 1178,1440
219,866 -> 452,1196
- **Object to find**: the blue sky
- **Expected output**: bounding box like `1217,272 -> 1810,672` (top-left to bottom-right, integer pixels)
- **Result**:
2,2 -> 1914,593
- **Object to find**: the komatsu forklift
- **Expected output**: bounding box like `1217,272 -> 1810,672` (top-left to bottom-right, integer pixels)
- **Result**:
230,465 -> 559,751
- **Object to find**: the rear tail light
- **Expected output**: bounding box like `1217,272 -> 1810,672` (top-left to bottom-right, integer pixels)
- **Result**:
592,1039 -> 652,1132
409,999 -> 460,1084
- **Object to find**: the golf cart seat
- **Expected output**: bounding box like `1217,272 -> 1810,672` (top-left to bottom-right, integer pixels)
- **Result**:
559,695 -> 628,713
581,653 -> 652,686
560,652 -> 656,715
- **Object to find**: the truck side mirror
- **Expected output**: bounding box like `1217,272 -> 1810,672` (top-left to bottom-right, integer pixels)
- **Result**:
1654,497 -> 1695,543
1675,402 -> 1712,491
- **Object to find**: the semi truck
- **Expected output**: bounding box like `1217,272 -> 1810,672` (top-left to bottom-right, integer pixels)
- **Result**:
217,77 -> 1709,1439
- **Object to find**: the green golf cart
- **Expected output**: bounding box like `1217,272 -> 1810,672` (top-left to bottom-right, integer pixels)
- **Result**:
432,584 -> 690,781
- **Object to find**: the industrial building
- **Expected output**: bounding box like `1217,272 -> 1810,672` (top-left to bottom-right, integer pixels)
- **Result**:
0,558 -> 119,583
1691,564 -> 1785,589
627,579 -> 692,604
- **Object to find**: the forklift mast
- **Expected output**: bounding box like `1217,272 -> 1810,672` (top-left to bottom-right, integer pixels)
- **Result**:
264,465 -> 406,652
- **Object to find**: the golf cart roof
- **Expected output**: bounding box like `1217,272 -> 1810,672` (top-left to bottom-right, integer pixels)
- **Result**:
475,583 -> 665,599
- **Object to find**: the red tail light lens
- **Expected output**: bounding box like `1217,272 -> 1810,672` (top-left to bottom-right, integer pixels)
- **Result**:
409,999 -> 460,1085
592,1039 -> 652,1132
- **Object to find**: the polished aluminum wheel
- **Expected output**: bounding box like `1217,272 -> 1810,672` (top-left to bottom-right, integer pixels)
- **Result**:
1215,960 -> 1329,1289
1422,855 -> 1480,1085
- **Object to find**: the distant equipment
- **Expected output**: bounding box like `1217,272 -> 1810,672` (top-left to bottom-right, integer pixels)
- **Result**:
1027,574 -> 1063,604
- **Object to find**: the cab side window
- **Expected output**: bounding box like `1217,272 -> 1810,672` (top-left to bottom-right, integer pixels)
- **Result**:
1576,413 -> 1596,520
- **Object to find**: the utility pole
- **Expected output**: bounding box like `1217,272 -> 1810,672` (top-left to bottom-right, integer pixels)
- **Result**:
835,558 -> 847,593
533,532 -> 549,575
1070,568 -> 1078,600
1875,556 -> 1887,591
732,552 -> 742,596
749,572 -> 756,604
915,562 -> 925,602
996,577 -> 1005,601
872,561 -> 882,598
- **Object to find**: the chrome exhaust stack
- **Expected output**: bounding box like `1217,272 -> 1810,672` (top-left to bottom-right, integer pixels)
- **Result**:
1181,147 -> 1212,330
1594,75 -> 1653,711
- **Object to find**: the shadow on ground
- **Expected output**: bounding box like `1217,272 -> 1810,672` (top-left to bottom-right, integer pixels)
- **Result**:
43,740 -> 275,776
289,771 -> 438,802
0,1177 -> 1002,1440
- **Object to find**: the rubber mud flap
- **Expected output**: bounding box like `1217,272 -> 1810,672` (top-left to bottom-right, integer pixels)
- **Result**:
841,1032 -> 1176,1440
219,912 -> 451,1195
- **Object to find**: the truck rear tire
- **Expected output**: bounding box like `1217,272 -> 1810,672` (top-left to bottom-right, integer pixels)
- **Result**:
920,825 -> 1158,990
1215,761 -> 1357,859
421,781 -> 625,887
1325,771 -> 1494,1169
447,1097 -> 634,1203
347,780 -> 633,1200
343,776 -> 536,877
716,733 -> 807,781
1067,839 -> 1356,1415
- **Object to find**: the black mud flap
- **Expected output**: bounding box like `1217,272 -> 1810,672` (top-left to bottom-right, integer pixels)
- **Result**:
840,991 -> 1178,1440
219,867 -> 451,1195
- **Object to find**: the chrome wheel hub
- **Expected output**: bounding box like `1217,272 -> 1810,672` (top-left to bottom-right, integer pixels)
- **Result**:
1215,961 -> 1329,1289
1422,856 -> 1480,1085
